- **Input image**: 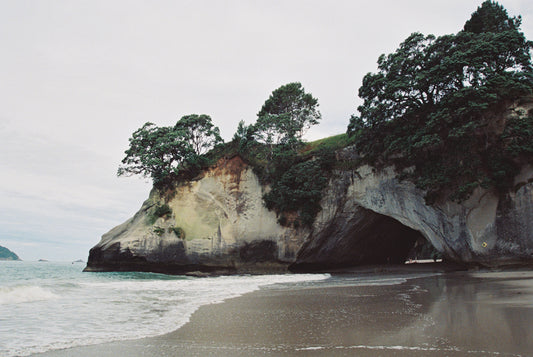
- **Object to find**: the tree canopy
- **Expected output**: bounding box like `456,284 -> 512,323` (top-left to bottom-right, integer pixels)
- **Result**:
463,0 -> 522,34
348,1 -> 533,202
118,114 -> 222,185
254,82 -> 321,147
350,26 -> 532,129
174,114 -> 222,156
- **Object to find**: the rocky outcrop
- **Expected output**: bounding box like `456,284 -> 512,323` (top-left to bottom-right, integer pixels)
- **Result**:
86,151 -> 533,274
86,100 -> 533,274
85,156 -> 306,274
292,164 -> 533,270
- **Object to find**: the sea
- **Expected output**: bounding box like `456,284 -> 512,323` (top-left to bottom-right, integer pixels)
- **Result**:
0,261 -> 438,357
0,261 -> 330,356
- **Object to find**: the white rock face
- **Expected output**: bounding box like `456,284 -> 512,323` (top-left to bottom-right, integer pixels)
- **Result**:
86,156 -> 307,272
87,155 -> 533,273
297,163 -> 533,266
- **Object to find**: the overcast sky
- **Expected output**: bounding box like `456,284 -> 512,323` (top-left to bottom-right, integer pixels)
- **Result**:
1,0 -> 532,261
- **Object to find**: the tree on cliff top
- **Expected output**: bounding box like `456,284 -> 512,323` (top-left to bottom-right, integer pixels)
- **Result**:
118,115 -> 222,185
254,82 -> 321,148
174,114 -> 223,156
464,0 -> 522,34
349,24 -> 532,129
347,1 -> 533,202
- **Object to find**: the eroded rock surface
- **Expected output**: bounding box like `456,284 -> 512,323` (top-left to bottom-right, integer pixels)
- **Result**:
86,156 -> 533,274
293,164 -> 533,270
85,156 -> 306,274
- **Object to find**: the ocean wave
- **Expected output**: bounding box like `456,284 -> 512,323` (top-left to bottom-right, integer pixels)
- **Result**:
1,272 -> 330,357
0,285 -> 59,304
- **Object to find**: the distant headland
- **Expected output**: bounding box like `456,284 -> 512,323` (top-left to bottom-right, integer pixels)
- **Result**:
0,245 -> 21,261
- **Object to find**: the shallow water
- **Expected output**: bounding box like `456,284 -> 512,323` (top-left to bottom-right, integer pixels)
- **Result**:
6,261 -> 532,357
0,261 -> 329,357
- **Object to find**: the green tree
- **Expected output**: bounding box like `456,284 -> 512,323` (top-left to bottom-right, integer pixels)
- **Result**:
232,120 -> 254,152
463,0 -> 521,33
118,114 -> 223,185
255,82 -> 321,147
174,114 -> 223,156
348,1 -> 533,202
118,123 -> 192,184
349,26 -> 532,131
352,33 -> 443,128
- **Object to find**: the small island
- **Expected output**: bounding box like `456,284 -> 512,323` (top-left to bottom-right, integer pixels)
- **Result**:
0,245 -> 21,261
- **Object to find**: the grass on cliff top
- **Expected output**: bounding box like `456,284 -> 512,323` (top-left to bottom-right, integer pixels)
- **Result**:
301,133 -> 355,156
206,133 -> 354,165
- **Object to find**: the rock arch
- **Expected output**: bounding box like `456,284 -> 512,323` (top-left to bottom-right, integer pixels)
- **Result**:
293,163 -> 533,270
291,206 -> 429,271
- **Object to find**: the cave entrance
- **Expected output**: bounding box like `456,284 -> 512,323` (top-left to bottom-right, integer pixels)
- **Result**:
292,207 -> 441,271
405,235 -> 443,264
343,212 -> 427,265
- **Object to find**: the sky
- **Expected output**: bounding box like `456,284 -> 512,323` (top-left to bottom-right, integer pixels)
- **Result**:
1,0 -> 532,261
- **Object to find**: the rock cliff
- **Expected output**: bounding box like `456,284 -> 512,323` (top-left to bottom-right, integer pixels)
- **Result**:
86,101 -> 533,274
85,152 -> 533,274
85,156 -> 307,274
292,163 -> 533,270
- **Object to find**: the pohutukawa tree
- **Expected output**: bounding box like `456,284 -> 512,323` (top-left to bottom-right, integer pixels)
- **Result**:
174,114 -> 222,156
254,82 -> 321,148
118,114 -> 222,185
347,0 -> 533,202
463,0 -> 522,33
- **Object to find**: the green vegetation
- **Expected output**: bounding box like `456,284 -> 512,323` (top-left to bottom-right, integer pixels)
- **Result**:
171,226 -> 186,239
249,83 -> 326,226
119,1 -> 533,227
254,82 -> 320,150
153,204 -> 172,218
263,158 -> 330,227
301,133 -> 356,156
153,226 -> 165,236
175,114 -> 223,156
118,114 -> 222,187
147,203 -> 173,225
348,0 -> 533,202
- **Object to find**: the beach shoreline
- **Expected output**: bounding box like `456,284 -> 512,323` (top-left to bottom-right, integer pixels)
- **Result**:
32,266 -> 533,357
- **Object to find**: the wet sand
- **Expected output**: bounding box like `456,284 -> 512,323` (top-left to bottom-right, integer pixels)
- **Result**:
34,267 -> 533,356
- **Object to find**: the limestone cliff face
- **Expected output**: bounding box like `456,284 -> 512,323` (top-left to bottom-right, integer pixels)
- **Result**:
293,163 -> 533,270
86,151 -> 533,274
85,156 -> 306,274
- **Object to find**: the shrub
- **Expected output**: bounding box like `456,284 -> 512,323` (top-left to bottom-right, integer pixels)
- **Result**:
154,204 -> 172,218
153,227 -> 165,236
147,204 -> 173,225
264,159 -> 329,227
171,227 -> 186,239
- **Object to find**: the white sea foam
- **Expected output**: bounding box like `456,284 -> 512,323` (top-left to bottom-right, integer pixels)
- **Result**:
0,285 -> 58,304
1,261 -> 439,357
0,262 -> 330,357
298,344 -> 504,355
297,346 -> 327,351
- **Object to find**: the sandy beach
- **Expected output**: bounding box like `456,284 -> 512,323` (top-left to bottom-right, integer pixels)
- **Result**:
33,266 -> 533,357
